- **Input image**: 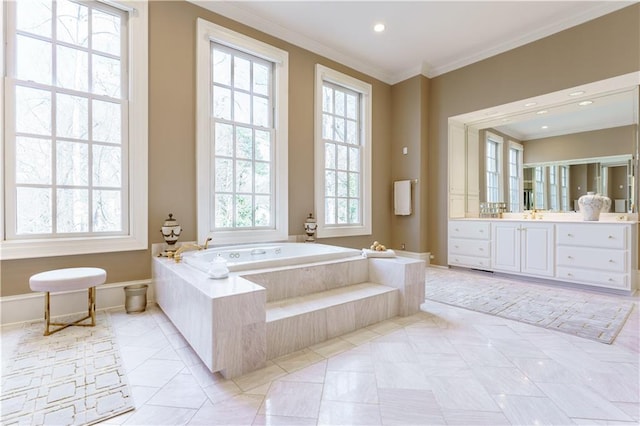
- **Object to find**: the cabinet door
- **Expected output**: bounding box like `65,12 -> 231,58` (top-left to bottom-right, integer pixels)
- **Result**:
521,223 -> 555,277
492,222 -> 520,272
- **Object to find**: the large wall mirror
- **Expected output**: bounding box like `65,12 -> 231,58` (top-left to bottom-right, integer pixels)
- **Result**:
448,73 -> 640,218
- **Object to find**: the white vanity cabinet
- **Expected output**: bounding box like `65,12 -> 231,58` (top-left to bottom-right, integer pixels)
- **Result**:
448,221 -> 491,269
492,221 -> 555,278
556,223 -> 635,291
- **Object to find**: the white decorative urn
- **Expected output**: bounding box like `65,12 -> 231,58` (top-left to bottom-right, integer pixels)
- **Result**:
304,213 -> 317,243
578,192 -> 607,221
160,213 -> 182,254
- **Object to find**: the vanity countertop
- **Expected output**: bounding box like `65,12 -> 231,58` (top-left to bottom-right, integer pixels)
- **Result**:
451,213 -> 638,224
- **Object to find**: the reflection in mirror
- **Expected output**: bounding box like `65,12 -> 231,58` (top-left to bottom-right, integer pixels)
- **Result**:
523,155 -> 632,212
447,75 -> 639,219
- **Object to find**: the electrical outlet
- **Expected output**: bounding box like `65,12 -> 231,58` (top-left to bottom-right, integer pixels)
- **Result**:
401,243 -> 405,250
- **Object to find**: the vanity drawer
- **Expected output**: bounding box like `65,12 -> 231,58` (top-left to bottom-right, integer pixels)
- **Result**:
556,224 -> 627,249
448,221 -> 490,240
556,246 -> 627,273
449,238 -> 490,258
448,254 -> 491,269
556,267 -> 629,290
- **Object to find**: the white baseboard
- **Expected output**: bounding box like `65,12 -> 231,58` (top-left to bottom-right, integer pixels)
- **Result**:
0,279 -> 153,327
396,250 -> 431,266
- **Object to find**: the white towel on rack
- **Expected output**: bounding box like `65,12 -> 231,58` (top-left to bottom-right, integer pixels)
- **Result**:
394,180 -> 412,215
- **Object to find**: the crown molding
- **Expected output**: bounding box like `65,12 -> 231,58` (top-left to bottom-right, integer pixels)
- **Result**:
189,0 -> 394,84
426,2 -> 634,78
188,1 -> 634,85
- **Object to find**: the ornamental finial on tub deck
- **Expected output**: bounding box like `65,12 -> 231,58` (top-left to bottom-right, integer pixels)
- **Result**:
304,213 -> 317,243
160,213 -> 182,257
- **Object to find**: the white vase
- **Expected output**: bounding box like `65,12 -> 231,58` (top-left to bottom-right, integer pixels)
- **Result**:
578,192 -> 605,221
601,195 -> 611,213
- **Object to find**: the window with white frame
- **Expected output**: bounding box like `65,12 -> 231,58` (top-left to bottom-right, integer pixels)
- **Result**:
2,0 -> 148,259
534,166 -> 546,209
559,165 -> 569,211
314,65 -> 371,238
196,19 -> 288,245
508,142 -> 523,212
485,132 -> 503,203
210,44 -> 274,230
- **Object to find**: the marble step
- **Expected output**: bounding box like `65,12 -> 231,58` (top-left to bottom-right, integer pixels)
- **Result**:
266,282 -> 399,359
242,257 -> 369,303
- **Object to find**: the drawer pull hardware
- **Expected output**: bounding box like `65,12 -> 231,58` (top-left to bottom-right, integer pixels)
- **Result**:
608,235 -> 613,239
567,272 -> 572,276
608,278 -> 614,282
479,248 -> 483,251
609,259 -> 614,263
567,256 -> 573,259
567,233 -> 573,237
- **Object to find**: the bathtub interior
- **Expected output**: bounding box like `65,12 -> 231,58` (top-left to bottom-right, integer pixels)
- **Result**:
183,242 -> 361,273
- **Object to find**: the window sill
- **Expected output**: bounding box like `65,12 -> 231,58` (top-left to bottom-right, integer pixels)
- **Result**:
317,225 -> 371,239
0,235 -> 147,260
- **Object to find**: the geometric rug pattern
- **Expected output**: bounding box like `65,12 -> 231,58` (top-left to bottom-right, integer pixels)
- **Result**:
1,312 -> 134,425
427,267 -> 634,344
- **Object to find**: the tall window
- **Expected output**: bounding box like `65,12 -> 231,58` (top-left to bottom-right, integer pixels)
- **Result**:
196,19 -> 288,245
508,142 -> 523,212
560,165 -> 569,211
549,166 -> 559,210
315,65 -> 371,238
2,0 -> 148,259
211,45 -> 274,230
485,132 -> 503,202
534,166 -> 546,209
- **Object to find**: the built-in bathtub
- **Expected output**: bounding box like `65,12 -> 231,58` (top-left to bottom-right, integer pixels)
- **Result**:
183,242 -> 361,273
153,242 -> 425,378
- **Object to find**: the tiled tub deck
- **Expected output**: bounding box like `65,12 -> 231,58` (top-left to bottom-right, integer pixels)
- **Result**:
153,254 -> 425,378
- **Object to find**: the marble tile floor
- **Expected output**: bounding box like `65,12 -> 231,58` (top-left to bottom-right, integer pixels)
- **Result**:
2,267 -> 639,425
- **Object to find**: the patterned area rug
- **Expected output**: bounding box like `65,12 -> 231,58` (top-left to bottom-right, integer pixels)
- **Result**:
426,268 -> 634,344
1,312 -> 134,425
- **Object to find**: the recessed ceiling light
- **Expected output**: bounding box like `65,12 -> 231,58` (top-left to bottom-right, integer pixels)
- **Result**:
578,100 -> 593,106
541,125 -> 549,129
373,23 -> 385,32
524,102 -> 537,107
536,110 -> 548,115
569,91 -> 585,97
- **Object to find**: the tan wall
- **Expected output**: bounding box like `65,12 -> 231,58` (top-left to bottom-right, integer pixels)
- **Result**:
0,0 -> 392,296
523,125 -> 636,164
428,4 -> 640,265
390,76 -> 429,252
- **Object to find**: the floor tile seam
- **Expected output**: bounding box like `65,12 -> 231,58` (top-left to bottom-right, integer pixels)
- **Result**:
469,368 -> 548,399
531,376 -> 640,404
141,395 -> 209,412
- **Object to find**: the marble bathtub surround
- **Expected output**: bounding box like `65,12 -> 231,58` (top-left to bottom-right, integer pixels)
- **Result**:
152,255 -> 425,378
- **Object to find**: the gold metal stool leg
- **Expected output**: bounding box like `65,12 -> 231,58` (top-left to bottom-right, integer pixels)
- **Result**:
44,292 -> 51,336
89,286 -> 96,326
44,286 -> 98,336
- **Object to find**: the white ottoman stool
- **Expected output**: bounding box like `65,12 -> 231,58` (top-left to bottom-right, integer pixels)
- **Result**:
29,267 -> 106,336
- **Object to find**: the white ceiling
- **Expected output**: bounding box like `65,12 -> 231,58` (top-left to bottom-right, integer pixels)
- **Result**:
190,0 -> 635,84
191,0 -> 639,139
